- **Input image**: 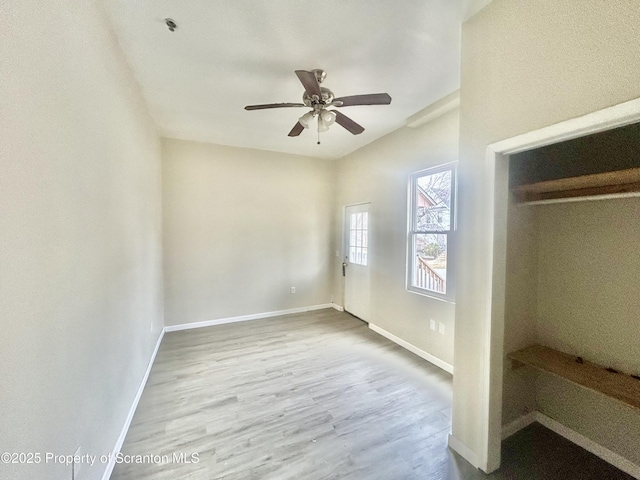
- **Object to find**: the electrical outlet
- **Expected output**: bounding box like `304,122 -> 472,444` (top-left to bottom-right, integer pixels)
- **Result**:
429,319 -> 436,331
438,322 -> 445,335
290,287 -> 296,294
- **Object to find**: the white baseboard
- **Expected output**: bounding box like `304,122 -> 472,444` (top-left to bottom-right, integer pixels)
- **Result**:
536,412 -> 640,479
501,411 -> 537,440
501,411 -> 640,479
331,303 -> 344,312
448,434 -> 479,469
164,304 -> 334,332
101,328 -> 165,480
368,323 -> 454,375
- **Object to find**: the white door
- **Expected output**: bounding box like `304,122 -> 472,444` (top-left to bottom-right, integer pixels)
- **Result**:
343,203 -> 370,321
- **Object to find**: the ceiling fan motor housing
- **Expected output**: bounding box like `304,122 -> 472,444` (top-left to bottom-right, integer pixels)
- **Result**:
302,87 -> 334,108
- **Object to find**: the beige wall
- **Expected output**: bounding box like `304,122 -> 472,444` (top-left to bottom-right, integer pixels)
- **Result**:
333,109 -> 459,366
534,198 -> 640,463
0,1 -> 163,480
162,139 -> 334,326
535,199 -> 640,373
457,0 -> 640,468
501,202 -> 538,425
503,197 -> 640,464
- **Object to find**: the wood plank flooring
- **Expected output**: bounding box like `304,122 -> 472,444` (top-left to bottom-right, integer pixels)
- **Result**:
111,309 -> 635,480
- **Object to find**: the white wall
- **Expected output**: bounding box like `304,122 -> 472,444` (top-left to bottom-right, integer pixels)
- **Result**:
333,109 -> 459,367
0,1 -> 163,480
162,139 -> 334,326
456,0 -> 640,468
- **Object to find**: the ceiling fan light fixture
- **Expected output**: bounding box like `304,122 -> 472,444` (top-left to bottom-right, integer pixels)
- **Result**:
298,111 -> 314,129
318,116 -> 330,133
320,109 -> 336,126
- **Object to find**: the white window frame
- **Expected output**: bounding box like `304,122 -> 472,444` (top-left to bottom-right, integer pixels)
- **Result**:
407,162 -> 457,302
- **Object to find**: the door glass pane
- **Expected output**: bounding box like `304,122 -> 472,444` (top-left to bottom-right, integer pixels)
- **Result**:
412,233 -> 447,294
415,170 -> 451,232
347,209 -> 369,266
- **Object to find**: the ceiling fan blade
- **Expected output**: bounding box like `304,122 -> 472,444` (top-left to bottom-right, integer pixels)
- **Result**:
288,122 -> 305,137
333,93 -> 392,107
295,70 -> 322,97
334,111 -> 365,135
245,103 -> 305,111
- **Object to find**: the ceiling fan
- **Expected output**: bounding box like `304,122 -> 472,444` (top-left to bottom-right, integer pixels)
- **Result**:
244,69 -> 391,142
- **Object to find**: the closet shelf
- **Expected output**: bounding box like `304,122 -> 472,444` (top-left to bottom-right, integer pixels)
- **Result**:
507,344 -> 640,410
511,167 -> 640,204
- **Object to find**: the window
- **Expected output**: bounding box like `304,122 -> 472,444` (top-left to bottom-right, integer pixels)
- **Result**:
348,210 -> 368,266
407,163 -> 456,300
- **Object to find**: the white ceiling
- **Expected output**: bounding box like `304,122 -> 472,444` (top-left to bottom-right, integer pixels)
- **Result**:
103,1 -> 490,159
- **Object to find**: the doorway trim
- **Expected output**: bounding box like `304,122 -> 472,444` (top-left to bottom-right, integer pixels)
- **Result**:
478,97 -> 640,472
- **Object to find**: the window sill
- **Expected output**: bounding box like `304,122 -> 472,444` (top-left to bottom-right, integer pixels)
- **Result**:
406,287 -> 456,305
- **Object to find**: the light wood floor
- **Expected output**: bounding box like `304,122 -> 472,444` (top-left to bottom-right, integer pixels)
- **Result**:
111,308 -> 635,480
111,309 -> 460,479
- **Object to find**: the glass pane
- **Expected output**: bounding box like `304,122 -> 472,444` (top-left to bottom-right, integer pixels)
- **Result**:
415,170 -> 452,232
412,233 -> 447,294
347,208 -> 368,266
